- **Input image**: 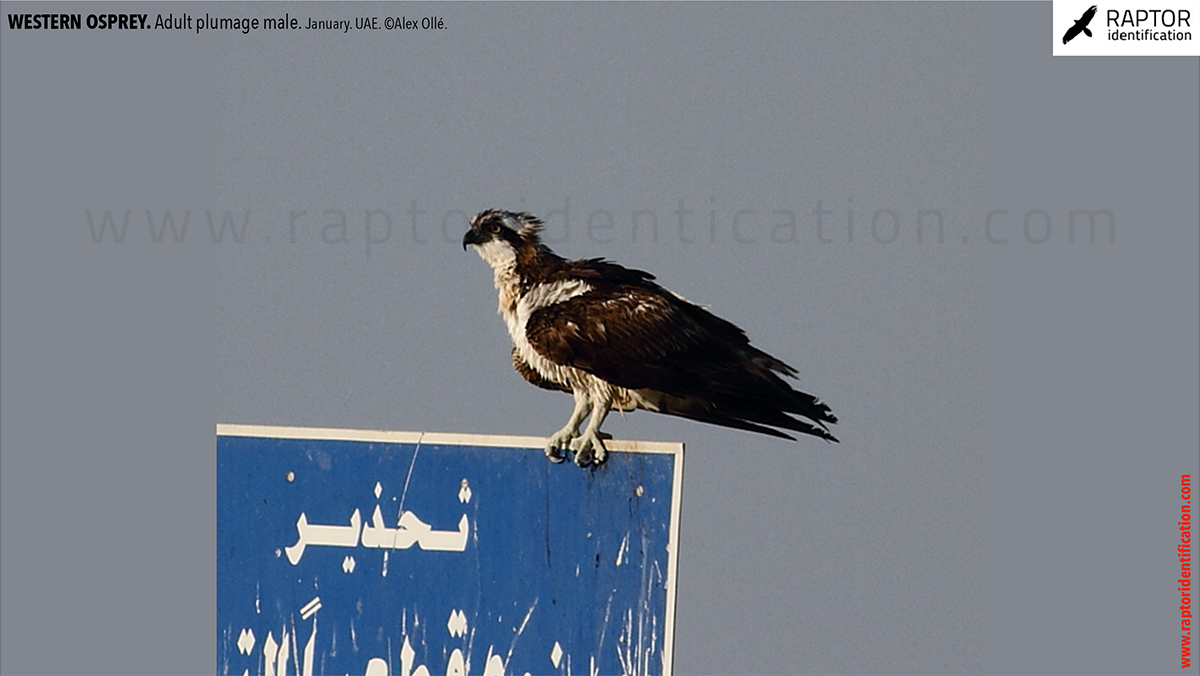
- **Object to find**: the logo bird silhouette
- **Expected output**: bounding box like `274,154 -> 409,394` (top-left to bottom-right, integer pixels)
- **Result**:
1063,5 -> 1098,44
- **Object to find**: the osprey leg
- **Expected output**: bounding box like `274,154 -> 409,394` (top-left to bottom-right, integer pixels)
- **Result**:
569,389 -> 613,466
545,388 -> 591,462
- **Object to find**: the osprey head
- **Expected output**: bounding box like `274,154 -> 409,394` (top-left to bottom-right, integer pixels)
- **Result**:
462,210 -> 544,268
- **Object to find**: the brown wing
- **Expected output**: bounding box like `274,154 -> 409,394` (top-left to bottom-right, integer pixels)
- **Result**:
524,283 -> 838,441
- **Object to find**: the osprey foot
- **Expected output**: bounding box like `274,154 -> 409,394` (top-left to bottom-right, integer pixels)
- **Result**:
569,431 -> 609,467
544,429 -> 576,463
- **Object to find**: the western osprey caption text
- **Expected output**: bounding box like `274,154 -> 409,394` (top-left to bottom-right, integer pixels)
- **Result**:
6,12 -> 447,34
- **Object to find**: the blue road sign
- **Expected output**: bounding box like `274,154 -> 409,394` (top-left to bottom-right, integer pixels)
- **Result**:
217,425 -> 683,676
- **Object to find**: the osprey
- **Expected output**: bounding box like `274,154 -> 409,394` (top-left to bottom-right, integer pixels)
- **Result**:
463,209 -> 838,467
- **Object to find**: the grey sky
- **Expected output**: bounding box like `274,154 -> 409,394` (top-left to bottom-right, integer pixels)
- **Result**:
215,7 -> 981,671
1,2 -> 1196,675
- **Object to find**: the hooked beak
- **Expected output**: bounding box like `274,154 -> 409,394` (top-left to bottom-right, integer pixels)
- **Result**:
462,229 -> 483,250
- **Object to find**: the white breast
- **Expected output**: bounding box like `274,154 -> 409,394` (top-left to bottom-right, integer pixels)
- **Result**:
502,279 -> 593,389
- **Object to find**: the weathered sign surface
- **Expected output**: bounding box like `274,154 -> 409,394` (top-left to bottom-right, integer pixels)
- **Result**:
217,425 -> 683,676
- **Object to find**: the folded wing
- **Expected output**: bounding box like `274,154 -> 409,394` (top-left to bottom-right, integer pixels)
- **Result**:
524,277 -> 838,441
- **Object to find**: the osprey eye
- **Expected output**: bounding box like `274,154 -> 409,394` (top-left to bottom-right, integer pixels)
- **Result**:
488,223 -> 501,234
